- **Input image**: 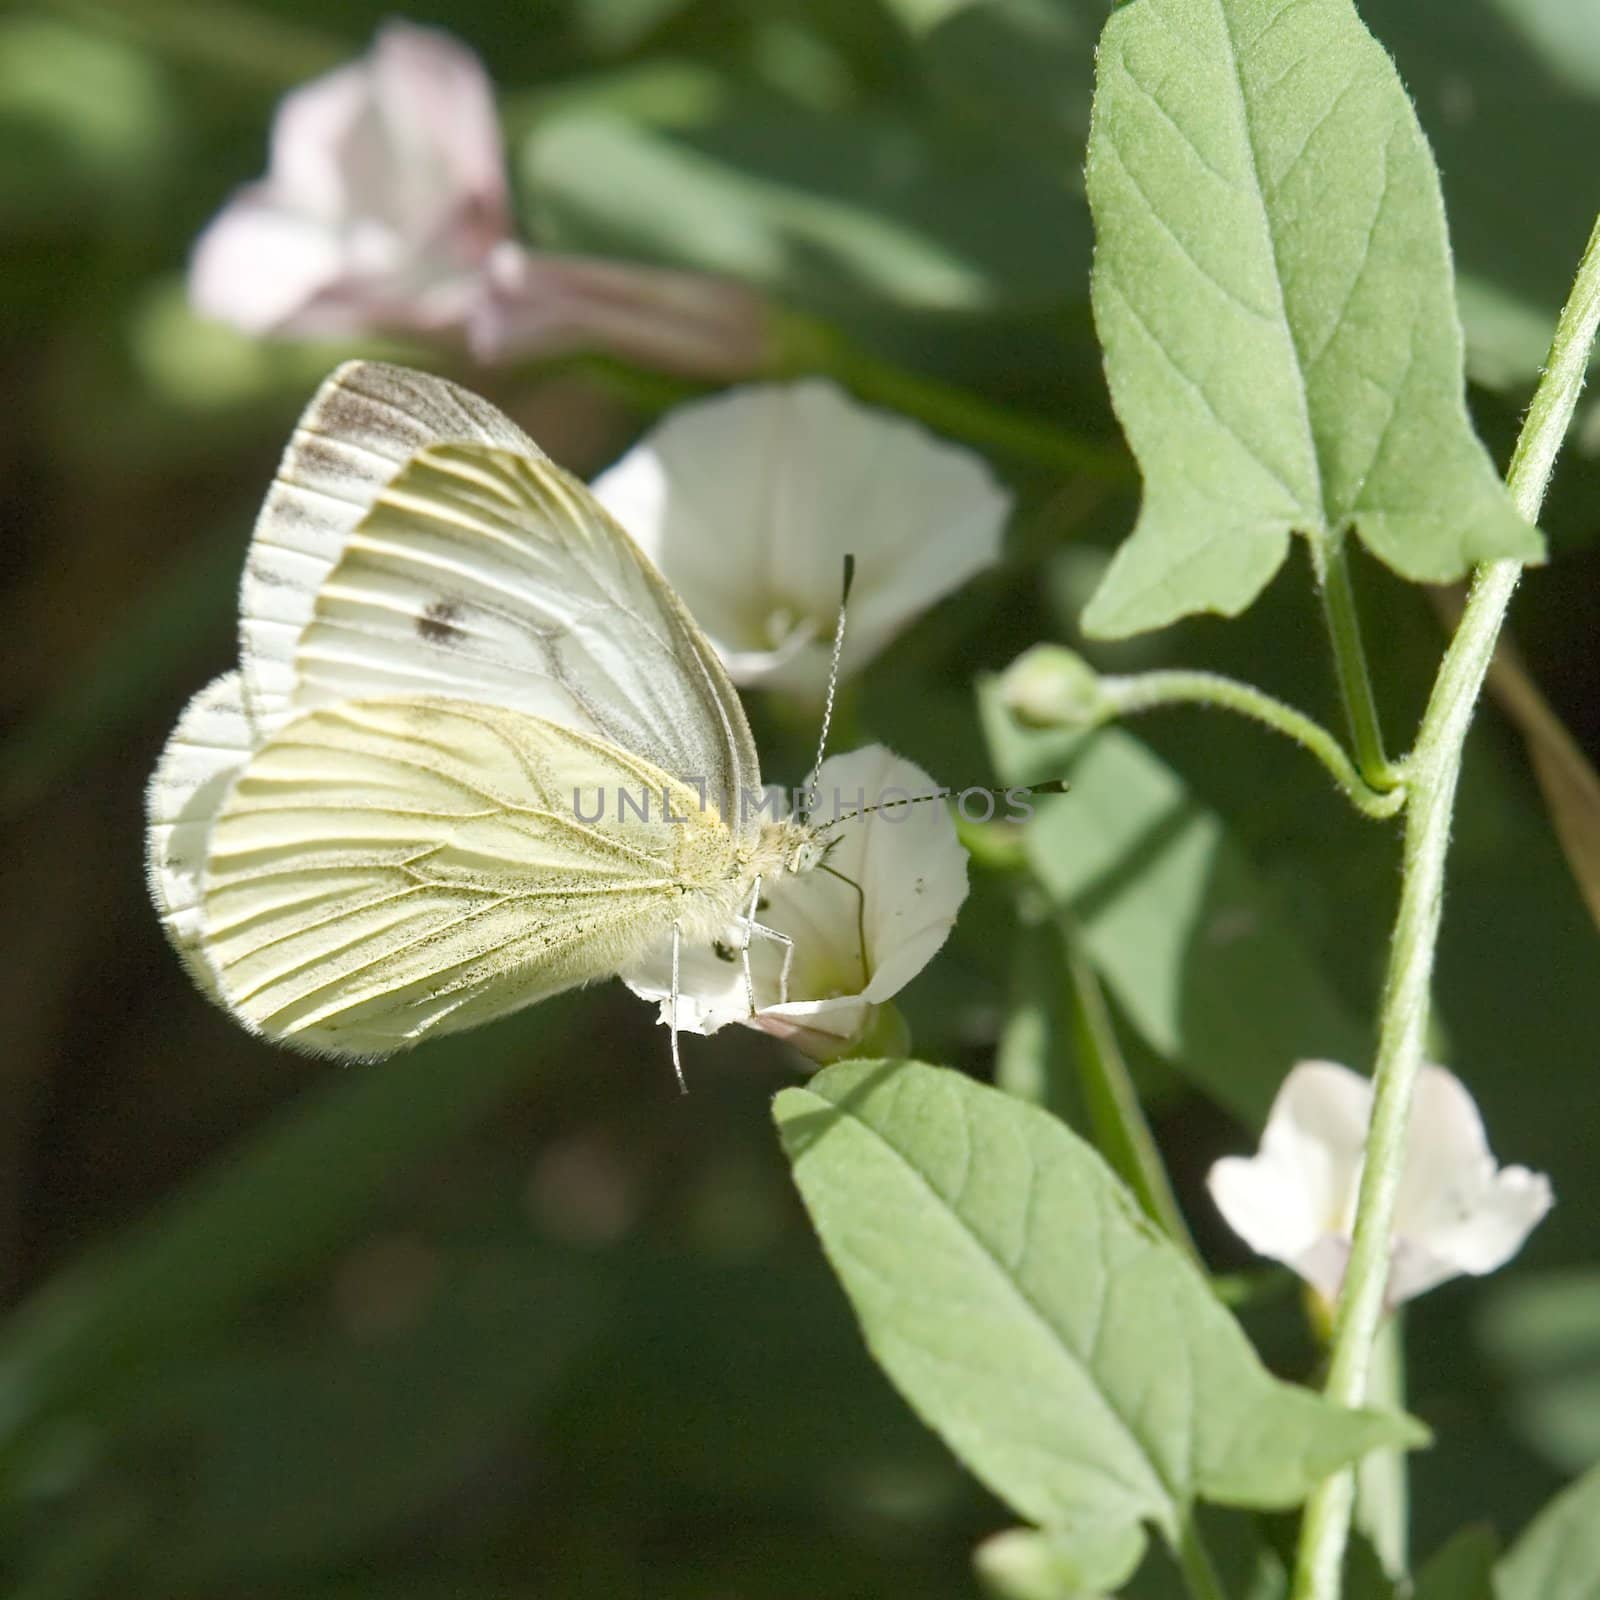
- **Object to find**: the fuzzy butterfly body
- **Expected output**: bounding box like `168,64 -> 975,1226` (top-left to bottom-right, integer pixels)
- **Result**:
146,362 -> 820,1059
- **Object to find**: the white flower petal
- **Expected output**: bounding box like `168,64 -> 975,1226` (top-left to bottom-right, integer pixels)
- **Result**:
622,746 -> 968,1057
1386,1167 -> 1553,1304
1255,1060 -> 1373,1236
1392,1062 -> 1497,1238
1206,1154 -> 1344,1298
188,192 -> 351,334
370,22 -> 508,235
591,380 -> 1010,695
265,54 -> 375,218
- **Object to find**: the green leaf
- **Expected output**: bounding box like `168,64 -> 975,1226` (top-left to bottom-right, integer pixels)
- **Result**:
1496,1463 -> 1600,1600
1081,0 -> 1540,639
995,916 -> 1083,1120
775,1060 -> 1425,1549
1414,1524 -> 1498,1600
981,683 -> 1367,1124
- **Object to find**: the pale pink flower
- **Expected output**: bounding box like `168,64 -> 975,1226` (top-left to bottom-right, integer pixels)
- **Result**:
471,243 -> 769,375
190,22 -> 510,340
188,22 -> 771,378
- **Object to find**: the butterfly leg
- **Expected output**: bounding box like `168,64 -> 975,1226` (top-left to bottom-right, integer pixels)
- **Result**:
738,875 -> 763,1016
746,921 -> 795,1006
670,920 -> 687,1095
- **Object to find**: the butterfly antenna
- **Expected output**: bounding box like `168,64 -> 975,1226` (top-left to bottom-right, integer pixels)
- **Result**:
802,554 -> 855,820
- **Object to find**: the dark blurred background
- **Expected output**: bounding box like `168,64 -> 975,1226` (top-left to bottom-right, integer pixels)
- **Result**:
3,1 -> 1600,1595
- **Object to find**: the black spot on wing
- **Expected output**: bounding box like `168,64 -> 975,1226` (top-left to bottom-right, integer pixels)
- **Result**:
417,598 -> 466,646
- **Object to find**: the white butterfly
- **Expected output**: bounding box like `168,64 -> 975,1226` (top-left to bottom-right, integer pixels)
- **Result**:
145,361 -> 833,1074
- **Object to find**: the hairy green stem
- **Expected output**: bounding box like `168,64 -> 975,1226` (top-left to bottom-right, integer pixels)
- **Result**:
1291,207 -> 1600,1600
1317,541 -> 1397,791
1100,670 -> 1405,819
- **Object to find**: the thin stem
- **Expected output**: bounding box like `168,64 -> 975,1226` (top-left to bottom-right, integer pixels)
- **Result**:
1318,541 -> 1396,791
1291,206 -> 1600,1600
1175,1512 -> 1232,1600
1062,932 -> 1201,1265
1099,670 -> 1405,819
1354,1313 -> 1409,1581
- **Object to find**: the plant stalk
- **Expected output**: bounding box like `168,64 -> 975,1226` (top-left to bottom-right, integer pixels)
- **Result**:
1100,670 -> 1405,819
1291,206 -> 1600,1600
1318,541 -> 1396,792
1176,1511 -> 1231,1600
1062,932 -> 1201,1264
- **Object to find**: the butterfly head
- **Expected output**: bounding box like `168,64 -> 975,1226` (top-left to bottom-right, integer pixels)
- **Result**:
785,830 -> 831,875
746,817 -> 831,879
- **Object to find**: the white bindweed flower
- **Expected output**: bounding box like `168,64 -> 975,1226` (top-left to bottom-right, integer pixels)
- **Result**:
1207,1059 -> 1553,1306
591,380 -> 1012,697
190,22 -> 511,341
622,746 -> 969,1061
188,23 -> 770,377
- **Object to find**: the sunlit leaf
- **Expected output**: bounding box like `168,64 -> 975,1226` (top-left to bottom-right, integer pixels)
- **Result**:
1081,0 -> 1540,638
776,1060 -> 1425,1553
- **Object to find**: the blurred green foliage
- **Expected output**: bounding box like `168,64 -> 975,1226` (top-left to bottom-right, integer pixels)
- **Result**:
2,0 -> 1599,1594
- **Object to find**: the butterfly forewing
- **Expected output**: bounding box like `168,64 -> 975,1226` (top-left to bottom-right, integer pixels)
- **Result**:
292,442 -> 761,836
202,696 -> 738,1056
239,363 -> 542,731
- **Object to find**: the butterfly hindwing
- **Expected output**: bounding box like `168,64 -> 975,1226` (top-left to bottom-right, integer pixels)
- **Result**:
200,695 -> 737,1056
145,670 -> 256,999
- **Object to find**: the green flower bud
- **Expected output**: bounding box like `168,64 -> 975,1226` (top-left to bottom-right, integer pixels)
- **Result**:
1000,645 -> 1110,730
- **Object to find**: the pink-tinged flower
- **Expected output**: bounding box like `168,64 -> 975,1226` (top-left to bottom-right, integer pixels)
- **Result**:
622,746 -> 969,1061
189,22 -> 511,340
1208,1060 -> 1553,1306
591,380 -> 1012,697
187,22 -> 771,378
470,243 -> 770,375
